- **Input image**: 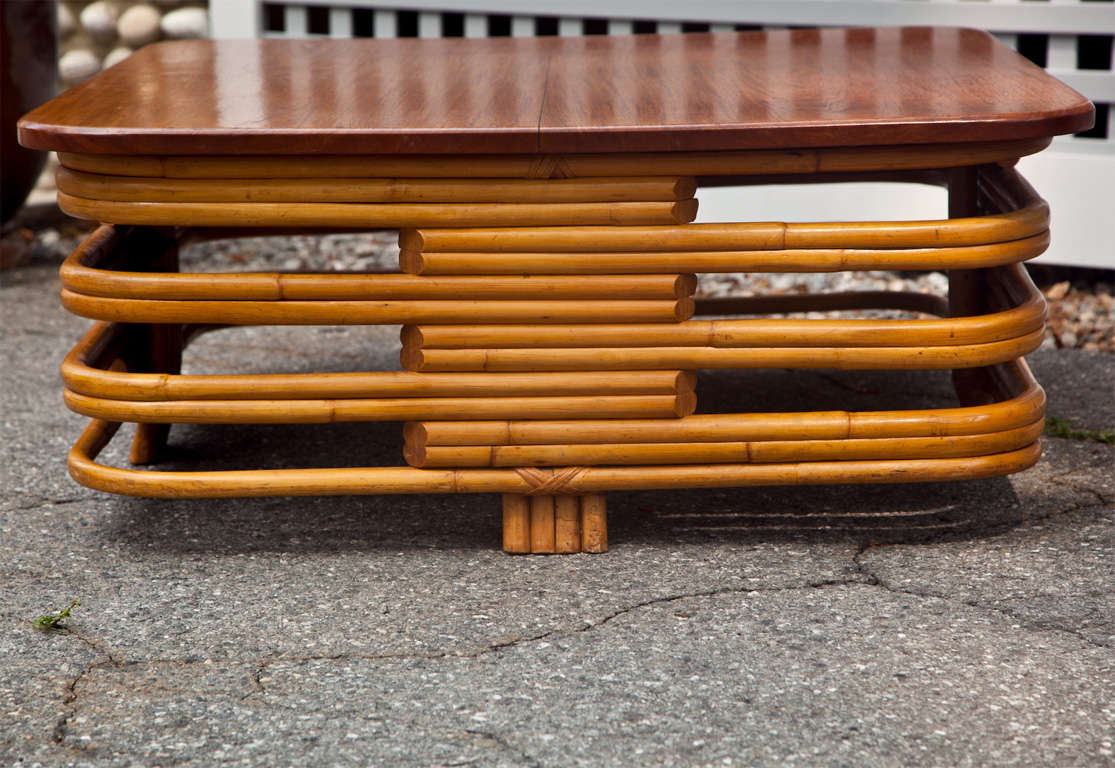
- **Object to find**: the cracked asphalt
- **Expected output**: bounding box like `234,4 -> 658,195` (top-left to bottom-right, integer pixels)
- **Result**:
2,260 -> 1114,767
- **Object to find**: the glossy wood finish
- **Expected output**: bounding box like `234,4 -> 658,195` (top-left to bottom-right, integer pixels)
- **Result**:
19,28 -> 1092,156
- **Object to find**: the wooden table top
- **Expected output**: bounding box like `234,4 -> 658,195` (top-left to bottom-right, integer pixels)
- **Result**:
19,27 -> 1093,156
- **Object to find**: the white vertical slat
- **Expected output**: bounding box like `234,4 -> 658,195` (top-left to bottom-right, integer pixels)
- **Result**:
608,19 -> 633,35
419,11 -> 441,38
210,0 -> 261,38
463,13 -> 486,37
511,16 -> 534,37
285,5 -> 308,36
329,7 -> 352,38
657,21 -> 682,34
374,9 -> 397,38
559,18 -> 582,36
1047,34 -> 1077,70
710,23 -> 734,33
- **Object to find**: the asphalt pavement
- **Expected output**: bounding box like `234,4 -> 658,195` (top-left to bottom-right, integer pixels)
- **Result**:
2,260 -> 1113,767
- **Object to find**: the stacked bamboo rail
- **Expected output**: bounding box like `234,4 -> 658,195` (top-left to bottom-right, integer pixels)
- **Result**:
53,148 -> 1050,554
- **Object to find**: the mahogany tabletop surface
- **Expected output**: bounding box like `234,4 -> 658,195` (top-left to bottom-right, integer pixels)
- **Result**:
19,27 -> 1094,156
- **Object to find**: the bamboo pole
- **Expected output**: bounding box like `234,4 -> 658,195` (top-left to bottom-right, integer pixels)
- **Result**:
61,242 -> 695,300
580,495 -> 608,553
407,422 -> 1043,468
60,290 -> 693,325
63,389 -> 694,424
410,362 -> 1043,447
502,494 -> 531,554
67,417 -> 1043,498
401,233 -> 1049,276
530,496 -> 556,554
407,289 -> 1043,351
554,496 -> 582,554
62,326 -> 695,401
57,139 -> 1048,179
402,328 -> 1045,372
56,192 -> 698,229
400,174 -> 1044,253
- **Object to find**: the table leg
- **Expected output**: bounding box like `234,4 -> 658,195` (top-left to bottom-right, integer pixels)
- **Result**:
948,166 -> 999,407
120,227 -> 183,464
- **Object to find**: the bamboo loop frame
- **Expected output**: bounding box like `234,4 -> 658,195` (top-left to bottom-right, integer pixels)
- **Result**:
401,233 -> 1049,276
57,138 -> 1049,179
399,164 -> 1044,254
405,265 -> 1043,351
403,328 -> 1044,372
405,359 -> 1044,447
56,168 -> 696,204
63,388 -> 696,424
56,192 -> 699,229
406,421 -> 1043,468
63,321 -> 697,402
67,417 -> 1043,498
60,289 -> 694,325
61,228 -> 696,302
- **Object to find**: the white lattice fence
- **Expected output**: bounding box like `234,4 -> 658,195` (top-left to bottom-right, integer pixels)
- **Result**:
211,0 -> 1115,268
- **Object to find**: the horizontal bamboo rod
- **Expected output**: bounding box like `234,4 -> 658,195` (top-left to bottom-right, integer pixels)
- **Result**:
57,139 -> 1048,180
56,169 -> 696,204
60,289 -> 693,325
408,274 -> 1043,351
400,232 -> 1049,275
402,328 -> 1043,372
62,324 -> 697,401
406,374 -> 1043,449
57,192 -> 698,229
63,389 -> 695,424
68,417 -> 1043,498
405,421 -> 1043,468
401,170 -> 1044,253
61,234 -> 696,301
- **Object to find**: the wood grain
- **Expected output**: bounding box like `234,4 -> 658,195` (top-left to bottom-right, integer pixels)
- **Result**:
20,29 -> 1092,155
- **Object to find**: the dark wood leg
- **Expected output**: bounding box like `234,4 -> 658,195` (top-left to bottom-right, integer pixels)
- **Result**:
947,166 -> 997,407
120,227 -> 183,465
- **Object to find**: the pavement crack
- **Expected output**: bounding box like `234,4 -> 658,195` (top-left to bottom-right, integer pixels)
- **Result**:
853,547 -> 1111,650
52,659 -> 112,748
1048,472 -> 1113,508
9,495 -> 86,511
49,625 -> 127,747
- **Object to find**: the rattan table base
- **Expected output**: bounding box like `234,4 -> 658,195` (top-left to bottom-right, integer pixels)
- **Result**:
50,148 -> 1053,554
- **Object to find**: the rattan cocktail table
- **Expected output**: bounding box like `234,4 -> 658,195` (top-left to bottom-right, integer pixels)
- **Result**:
19,28 -> 1093,553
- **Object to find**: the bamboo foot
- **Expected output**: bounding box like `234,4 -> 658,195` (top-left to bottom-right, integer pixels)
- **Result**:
501,493 -> 607,554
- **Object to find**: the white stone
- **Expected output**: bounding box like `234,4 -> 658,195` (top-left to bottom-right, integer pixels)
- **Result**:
117,4 -> 161,47
103,46 -> 134,69
59,49 -> 101,84
79,1 -> 119,42
160,7 -> 209,39
57,3 -> 76,39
